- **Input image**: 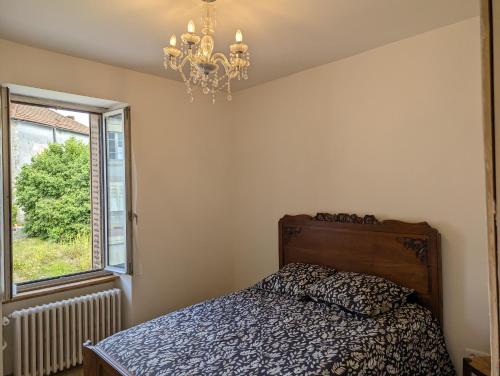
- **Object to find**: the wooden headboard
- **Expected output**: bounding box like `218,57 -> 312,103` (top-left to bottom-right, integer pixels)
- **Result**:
279,213 -> 442,323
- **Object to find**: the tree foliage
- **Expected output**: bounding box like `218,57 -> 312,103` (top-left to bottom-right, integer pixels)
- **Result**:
15,138 -> 90,242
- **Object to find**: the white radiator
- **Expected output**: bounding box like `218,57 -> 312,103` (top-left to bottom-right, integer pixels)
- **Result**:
11,288 -> 121,376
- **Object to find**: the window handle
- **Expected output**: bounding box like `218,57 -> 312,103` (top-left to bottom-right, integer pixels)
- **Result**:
128,211 -> 138,224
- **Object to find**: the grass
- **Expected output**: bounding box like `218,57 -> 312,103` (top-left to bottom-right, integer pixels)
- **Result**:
13,234 -> 92,283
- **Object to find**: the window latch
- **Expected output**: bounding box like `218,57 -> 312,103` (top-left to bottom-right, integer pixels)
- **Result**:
128,211 -> 138,224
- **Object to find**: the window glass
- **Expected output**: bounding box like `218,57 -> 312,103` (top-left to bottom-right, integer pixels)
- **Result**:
9,103 -> 93,283
104,111 -> 128,271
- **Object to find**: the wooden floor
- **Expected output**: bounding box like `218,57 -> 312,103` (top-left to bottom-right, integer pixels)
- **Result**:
58,367 -> 83,376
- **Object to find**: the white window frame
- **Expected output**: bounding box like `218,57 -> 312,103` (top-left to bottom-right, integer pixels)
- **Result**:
0,88 -> 133,300
102,108 -> 133,275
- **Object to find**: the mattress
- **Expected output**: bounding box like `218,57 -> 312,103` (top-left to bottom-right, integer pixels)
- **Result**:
95,287 -> 454,375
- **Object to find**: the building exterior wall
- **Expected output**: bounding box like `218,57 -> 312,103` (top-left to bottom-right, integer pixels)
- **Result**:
10,118 -> 89,224
11,119 -> 88,178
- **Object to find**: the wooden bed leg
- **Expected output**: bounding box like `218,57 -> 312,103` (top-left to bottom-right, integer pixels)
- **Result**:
83,341 -> 98,376
82,340 -> 132,376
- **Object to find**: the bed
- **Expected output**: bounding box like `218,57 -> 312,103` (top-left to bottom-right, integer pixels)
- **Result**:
83,213 -> 453,375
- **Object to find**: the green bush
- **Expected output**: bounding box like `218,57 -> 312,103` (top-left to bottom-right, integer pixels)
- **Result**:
11,202 -> 18,225
15,138 -> 90,242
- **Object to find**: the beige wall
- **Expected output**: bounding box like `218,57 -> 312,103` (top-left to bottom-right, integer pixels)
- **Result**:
0,16 -> 489,375
228,17 -> 488,371
0,38 -> 235,373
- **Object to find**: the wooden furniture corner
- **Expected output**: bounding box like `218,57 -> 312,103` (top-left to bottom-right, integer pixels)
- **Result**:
464,356 -> 491,376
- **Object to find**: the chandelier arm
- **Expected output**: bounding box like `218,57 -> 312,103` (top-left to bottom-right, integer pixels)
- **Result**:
180,69 -> 189,84
213,53 -> 242,80
168,60 -> 177,70
212,52 -> 233,72
178,55 -> 191,72
167,50 -> 185,70
177,56 -> 194,85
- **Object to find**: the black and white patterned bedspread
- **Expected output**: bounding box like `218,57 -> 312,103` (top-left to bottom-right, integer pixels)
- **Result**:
96,288 -> 454,375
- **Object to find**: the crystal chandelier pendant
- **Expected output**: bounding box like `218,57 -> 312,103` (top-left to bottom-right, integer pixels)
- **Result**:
162,0 -> 250,103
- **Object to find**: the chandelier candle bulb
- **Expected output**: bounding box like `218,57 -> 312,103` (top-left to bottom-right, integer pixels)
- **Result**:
162,0 -> 250,103
235,29 -> 243,43
164,35 -> 182,59
169,34 -> 177,47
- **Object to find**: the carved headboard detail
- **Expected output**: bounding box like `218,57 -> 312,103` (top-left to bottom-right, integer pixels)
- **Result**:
279,213 -> 442,323
397,237 -> 429,262
313,212 -> 380,225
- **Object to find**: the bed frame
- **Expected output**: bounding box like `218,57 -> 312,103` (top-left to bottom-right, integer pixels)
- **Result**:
83,212 -> 442,376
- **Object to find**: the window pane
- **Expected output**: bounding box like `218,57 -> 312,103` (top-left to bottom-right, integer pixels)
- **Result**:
104,112 -> 127,271
10,103 -> 94,284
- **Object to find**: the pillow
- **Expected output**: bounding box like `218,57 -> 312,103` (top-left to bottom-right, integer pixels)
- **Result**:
255,263 -> 336,297
306,271 -> 414,316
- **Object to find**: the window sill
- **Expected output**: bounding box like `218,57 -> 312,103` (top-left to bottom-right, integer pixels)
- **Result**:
7,274 -> 119,303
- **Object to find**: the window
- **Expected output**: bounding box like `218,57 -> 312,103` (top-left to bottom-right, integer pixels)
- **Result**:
0,86 -> 132,299
103,110 -> 130,272
107,131 -> 124,160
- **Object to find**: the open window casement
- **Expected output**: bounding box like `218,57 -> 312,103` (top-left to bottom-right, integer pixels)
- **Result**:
102,107 -> 133,274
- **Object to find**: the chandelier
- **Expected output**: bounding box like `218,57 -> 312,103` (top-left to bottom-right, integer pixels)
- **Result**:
163,0 -> 250,103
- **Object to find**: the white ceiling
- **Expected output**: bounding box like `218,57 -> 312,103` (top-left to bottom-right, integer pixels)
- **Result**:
0,0 -> 479,91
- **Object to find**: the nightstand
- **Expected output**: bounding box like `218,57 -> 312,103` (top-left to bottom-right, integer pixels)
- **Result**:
463,356 -> 491,376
